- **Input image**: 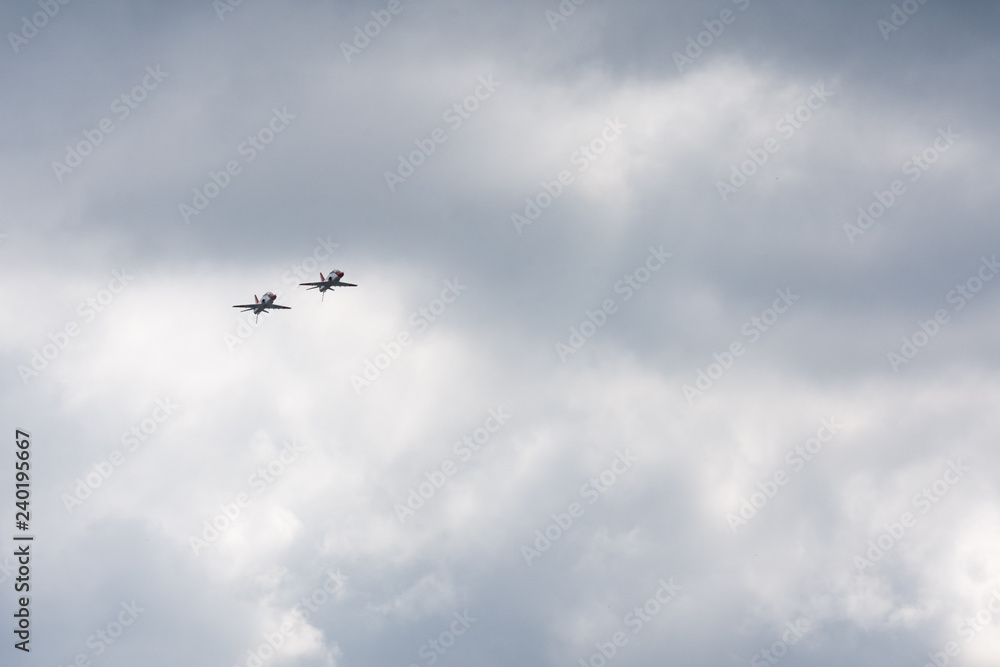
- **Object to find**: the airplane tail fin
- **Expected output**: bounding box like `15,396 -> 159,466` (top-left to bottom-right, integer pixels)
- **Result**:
320,272 -> 325,281
254,294 -> 259,303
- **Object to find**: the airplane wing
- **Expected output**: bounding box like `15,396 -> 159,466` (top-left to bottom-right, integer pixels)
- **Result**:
299,281 -> 326,287
337,282 -> 358,287
232,304 -> 260,309
266,305 -> 291,309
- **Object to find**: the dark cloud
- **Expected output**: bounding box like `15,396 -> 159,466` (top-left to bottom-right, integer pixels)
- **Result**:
2,1 -> 999,665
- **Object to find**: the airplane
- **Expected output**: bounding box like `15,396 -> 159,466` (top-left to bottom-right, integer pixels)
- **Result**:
298,270 -> 358,300
232,292 -> 291,322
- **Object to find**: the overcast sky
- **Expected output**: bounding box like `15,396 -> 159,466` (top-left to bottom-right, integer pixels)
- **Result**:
2,1 -> 999,666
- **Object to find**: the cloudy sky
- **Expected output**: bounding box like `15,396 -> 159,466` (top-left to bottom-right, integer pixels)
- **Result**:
2,0 -> 999,665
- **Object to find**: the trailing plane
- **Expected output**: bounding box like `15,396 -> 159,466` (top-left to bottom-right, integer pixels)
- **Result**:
232,292 -> 291,322
299,270 -> 358,300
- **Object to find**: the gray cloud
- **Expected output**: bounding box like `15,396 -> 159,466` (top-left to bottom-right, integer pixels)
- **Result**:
2,1 -> 999,666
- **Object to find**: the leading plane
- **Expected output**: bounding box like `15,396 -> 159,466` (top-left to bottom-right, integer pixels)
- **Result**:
299,270 -> 358,301
232,292 -> 291,322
